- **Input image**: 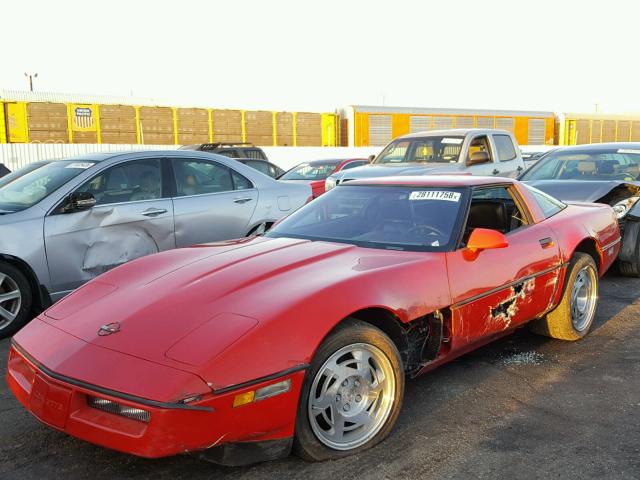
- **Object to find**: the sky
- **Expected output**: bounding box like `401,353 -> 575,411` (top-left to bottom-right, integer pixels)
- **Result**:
2,0 -> 639,114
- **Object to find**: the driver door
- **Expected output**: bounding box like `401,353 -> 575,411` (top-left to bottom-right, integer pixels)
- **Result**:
445,185 -> 561,351
43,158 -> 175,299
465,135 -> 499,176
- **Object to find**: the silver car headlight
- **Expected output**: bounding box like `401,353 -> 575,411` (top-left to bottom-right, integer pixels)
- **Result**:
325,176 -> 337,192
612,196 -> 640,219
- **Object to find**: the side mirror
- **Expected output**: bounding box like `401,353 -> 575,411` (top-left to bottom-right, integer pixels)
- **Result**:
466,228 -> 508,253
368,154 -> 376,163
65,192 -> 96,212
468,151 -> 491,166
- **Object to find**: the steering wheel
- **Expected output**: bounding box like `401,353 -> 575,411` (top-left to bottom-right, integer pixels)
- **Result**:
407,224 -> 446,238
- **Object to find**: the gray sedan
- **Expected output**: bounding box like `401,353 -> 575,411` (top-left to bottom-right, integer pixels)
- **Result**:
0,150 -> 311,337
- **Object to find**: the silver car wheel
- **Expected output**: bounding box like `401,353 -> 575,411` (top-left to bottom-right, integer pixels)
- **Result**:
308,342 -> 396,451
0,272 -> 22,329
570,266 -> 597,332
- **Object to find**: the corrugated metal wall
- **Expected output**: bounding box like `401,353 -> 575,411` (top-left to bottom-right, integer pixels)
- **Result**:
0,91 -> 340,147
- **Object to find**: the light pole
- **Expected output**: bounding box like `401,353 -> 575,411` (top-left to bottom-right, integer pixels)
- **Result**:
24,72 -> 38,92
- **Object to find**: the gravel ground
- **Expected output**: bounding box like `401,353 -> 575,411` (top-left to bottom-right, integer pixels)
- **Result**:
1,274 -> 639,479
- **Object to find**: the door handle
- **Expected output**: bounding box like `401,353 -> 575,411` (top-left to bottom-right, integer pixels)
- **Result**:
233,197 -> 253,204
539,237 -> 554,249
492,169 -> 500,175
141,208 -> 168,217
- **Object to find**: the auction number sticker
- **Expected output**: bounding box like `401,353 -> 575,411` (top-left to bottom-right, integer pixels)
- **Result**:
409,190 -> 461,202
618,149 -> 640,155
65,162 -> 94,169
441,138 -> 463,145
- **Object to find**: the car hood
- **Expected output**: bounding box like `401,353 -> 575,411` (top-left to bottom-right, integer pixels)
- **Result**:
524,180 -> 640,203
333,163 -> 463,180
36,236 -> 435,384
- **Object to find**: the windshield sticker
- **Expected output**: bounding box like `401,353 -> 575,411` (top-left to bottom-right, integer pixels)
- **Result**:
617,149 -> 640,155
65,162 -> 94,169
441,138 -> 463,145
409,191 -> 461,202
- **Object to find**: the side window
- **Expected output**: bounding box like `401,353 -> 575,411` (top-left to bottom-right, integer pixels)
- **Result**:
217,150 -> 238,158
247,161 -> 271,176
464,186 -> 528,244
494,135 -> 517,162
76,159 -> 162,206
173,159 -> 234,196
525,185 -> 565,218
230,169 -> 253,190
243,149 -> 267,160
268,164 -> 279,178
468,136 -> 492,163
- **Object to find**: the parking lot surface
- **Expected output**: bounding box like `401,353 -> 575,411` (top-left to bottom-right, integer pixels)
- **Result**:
1,274 -> 639,480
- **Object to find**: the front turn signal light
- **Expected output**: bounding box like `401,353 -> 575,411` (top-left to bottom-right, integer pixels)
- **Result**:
232,379 -> 292,408
232,391 -> 255,408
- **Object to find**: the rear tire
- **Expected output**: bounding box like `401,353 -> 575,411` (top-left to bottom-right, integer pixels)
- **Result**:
529,253 -> 598,341
0,261 -> 33,338
294,319 -> 404,461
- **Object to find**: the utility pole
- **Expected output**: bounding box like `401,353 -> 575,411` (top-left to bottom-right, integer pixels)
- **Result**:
24,72 -> 38,92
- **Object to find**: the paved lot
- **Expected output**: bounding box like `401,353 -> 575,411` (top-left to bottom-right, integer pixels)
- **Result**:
1,274 -> 639,480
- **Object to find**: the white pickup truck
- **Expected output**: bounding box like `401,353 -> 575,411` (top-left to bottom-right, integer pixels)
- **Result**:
325,128 -> 526,191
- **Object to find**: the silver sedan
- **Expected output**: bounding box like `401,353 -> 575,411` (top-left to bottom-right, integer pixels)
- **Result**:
0,150 -> 311,337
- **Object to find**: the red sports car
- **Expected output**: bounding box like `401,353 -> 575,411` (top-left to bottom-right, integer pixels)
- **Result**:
279,158 -> 368,198
7,176 -> 620,466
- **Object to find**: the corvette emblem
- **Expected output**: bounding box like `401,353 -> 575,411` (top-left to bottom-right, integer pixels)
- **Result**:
98,322 -> 121,336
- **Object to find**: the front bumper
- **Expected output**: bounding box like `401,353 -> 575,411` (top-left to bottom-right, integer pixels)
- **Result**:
7,343 -> 304,462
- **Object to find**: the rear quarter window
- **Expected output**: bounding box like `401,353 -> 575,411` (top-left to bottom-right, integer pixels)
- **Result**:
525,185 -> 566,218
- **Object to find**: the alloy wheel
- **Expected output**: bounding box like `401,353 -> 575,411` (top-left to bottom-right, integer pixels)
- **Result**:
570,266 -> 597,332
308,343 -> 396,451
0,272 -> 22,329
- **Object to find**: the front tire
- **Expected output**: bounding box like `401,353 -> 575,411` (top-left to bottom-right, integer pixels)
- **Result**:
0,261 -> 33,338
294,319 -> 404,461
530,253 -> 598,341
618,220 -> 640,277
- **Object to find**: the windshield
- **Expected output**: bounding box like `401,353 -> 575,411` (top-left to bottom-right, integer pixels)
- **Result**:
0,160 -> 96,213
0,162 -> 49,190
521,148 -> 640,181
374,136 -> 464,165
280,161 -> 340,181
267,184 -> 467,251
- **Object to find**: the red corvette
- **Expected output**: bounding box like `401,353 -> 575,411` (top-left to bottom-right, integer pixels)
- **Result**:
7,176 -> 620,465
279,158 -> 368,198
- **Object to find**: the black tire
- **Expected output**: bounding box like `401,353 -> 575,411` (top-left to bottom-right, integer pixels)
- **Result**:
618,220 -> 640,277
294,319 -> 404,461
0,261 -> 34,338
529,253 -> 598,341
618,260 -> 640,277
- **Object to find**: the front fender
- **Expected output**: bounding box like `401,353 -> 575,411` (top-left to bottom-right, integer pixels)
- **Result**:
196,254 -> 451,391
0,216 -> 50,292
